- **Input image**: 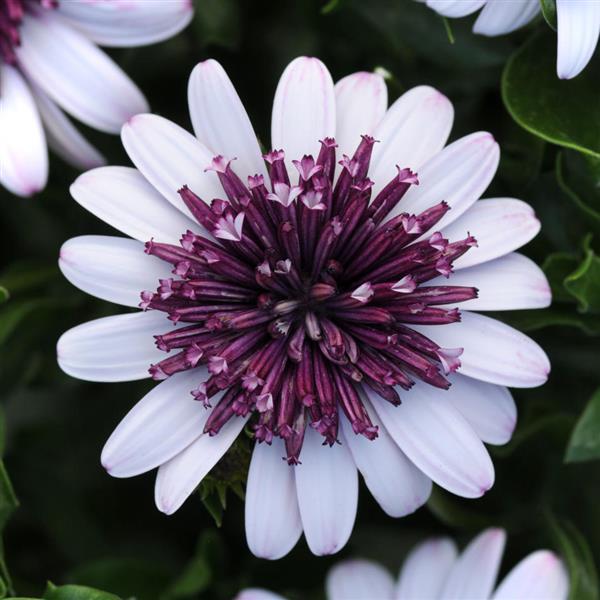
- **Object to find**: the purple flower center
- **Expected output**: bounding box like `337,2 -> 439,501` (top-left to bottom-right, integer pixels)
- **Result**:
0,0 -> 56,64
142,135 -> 478,464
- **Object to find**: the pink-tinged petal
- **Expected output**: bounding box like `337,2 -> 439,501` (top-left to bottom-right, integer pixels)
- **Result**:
121,114 -> 222,224
432,253 -> 551,311
425,0 -> 486,18
369,382 -> 495,498
57,0 -> 193,47
188,59 -> 267,180
396,538 -> 458,599
235,590 -> 286,600
341,400 -> 432,517
245,438 -> 302,560
442,198 -> 541,269
101,369 -> 221,478
444,374 -> 517,446
71,166 -> 196,245
388,132 -> 499,226
326,559 -> 395,600
334,71 -> 388,157
0,64 -> 47,196
155,413 -> 248,515
371,86 -> 454,194
492,550 -> 569,600
17,12 -> 148,133
295,426 -> 358,556
440,528 -> 506,598
31,83 -> 105,170
473,0 -> 540,36
59,235 -> 172,308
556,0 -> 600,79
412,311 -> 551,388
271,57 -> 335,165
57,311 -> 174,382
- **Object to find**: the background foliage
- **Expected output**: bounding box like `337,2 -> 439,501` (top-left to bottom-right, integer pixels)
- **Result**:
0,0 -> 598,598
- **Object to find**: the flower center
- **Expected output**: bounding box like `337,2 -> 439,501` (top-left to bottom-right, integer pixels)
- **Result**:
141,135 -> 478,464
0,0 -> 56,64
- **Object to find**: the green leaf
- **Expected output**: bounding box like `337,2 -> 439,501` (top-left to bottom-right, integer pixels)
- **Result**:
43,583 -> 121,600
0,262 -> 59,296
0,289 -> 7,304
565,388 -> 600,463
163,555 -> 211,599
426,487 -> 493,530
0,463 -> 18,533
549,518 -> 599,600
502,31 -> 600,158
564,235 -> 600,312
556,152 -> 600,229
0,298 -> 63,346
441,17 -> 455,44
543,252 -> 581,303
539,0 -> 557,30
68,558 -> 173,600
501,308 -> 600,336
321,0 -> 345,15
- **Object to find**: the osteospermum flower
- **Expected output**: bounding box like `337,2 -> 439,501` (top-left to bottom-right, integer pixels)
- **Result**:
419,0 -> 600,79
239,528 -> 569,599
0,0 -> 193,197
57,57 -> 551,558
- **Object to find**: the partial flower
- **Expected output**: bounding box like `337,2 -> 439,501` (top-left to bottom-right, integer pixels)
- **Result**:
57,57 -> 551,558
239,528 -> 569,600
420,0 -> 600,79
0,0 -> 193,197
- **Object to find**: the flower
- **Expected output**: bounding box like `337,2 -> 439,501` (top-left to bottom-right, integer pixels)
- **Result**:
0,0 -> 193,197
238,527 -> 569,599
419,0 -> 600,79
57,56 -> 551,558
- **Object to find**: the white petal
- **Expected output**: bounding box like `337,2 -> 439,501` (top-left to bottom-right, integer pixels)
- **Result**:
0,64 -> 47,196
396,538 -> 458,599
412,311 -> 550,388
245,438 -> 302,560
271,57 -> 335,165
556,0 -> 600,79
431,252 -> 551,311
425,0 -> 486,18
121,114 -> 222,223
340,400 -> 432,517
334,71 -> 388,157
30,83 -> 105,170
71,166 -> 197,244
17,12 -> 148,133
188,60 -> 267,180
326,559 -> 395,600
440,528 -> 506,598
59,235 -> 172,307
369,382 -> 495,498
444,374 -> 516,445
442,198 -> 541,269
235,589 -> 286,600
371,86 -> 454,194
101,369 -> 219,478
155,413 -> 248,514
57,0 -> 193,47
295,426 -> 358,555
474,0 -> 540,36
493,550 -> 569,600
57,311 -> 172,382
387,132 -> 500,226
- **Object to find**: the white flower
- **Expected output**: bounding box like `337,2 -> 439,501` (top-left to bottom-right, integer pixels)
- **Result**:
57,56 -> 551,559
420,0 -> 600,79
239,528 -> 569,599
0,0 -> 193,197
